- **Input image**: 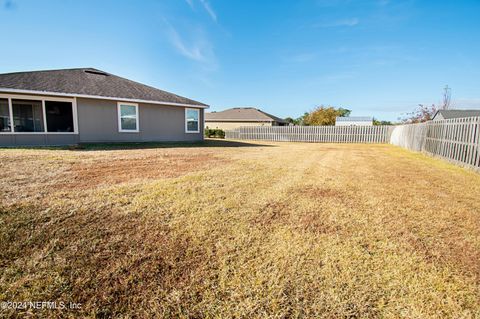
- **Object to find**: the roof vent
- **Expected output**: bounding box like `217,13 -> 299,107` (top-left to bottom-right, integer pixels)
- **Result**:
84,69 -> 109,76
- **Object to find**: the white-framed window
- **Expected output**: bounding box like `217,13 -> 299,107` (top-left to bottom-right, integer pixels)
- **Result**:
117,102 -> 139,132
0,93 -> 78,134
185,108 -> 200,133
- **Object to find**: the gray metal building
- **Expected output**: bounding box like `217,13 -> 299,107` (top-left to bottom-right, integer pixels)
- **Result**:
335,116 -> 373,126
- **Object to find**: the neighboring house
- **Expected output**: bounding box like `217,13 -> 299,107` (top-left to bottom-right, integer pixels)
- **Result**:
432,109 -> 480,121
335,116 -> 373,126
205,107 -> 288,130
0,68 -> 207,146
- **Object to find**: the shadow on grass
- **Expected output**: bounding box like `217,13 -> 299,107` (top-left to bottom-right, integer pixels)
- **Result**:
0,139 -> 272,151
78,139 -> 272,151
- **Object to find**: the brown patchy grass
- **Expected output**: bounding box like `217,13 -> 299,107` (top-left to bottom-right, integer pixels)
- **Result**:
0,148 -> 224,202
1,141 -> 480,318
66,152 -> 224,189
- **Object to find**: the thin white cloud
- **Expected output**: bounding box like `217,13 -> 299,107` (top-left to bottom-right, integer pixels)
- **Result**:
314,18 -> 359,28
163,19 -> 216,69
184,0 -> 194,9
164,23 -> 203,62
199,0 -> 217,22
185,0 -> 217,22
167,26 -> 204,62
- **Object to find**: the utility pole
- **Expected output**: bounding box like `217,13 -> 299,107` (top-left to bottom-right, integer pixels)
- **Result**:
442,85 -> 451,110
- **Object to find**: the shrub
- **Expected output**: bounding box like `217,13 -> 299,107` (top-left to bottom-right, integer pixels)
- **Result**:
204,128 -> 225,138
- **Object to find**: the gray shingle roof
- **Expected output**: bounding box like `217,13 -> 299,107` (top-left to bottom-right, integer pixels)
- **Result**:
0,68 -> 207,107
205,107 -> 287,123
335,116 -> 373,122
434,109 -> 480,120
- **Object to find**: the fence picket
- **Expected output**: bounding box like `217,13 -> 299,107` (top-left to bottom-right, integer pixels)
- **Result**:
224,118 -> 479,172
226,125 -> 391,144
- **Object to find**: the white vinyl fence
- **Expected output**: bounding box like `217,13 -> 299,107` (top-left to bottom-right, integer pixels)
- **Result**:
224,117 -> 480,172
390,117 -> 480,171
225,125 -> 393,143
389,122 -> 427,151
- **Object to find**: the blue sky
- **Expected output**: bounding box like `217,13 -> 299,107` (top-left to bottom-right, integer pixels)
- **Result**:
1,0 -> 479,121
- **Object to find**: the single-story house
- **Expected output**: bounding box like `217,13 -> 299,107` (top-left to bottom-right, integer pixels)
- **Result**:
432,109 -> 480,121
335,116 -> 373,126
0,68 -> 208,146
205,107 -> 288,130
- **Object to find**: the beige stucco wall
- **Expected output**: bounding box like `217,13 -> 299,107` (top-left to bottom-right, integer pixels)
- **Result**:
205,121 -> 273,130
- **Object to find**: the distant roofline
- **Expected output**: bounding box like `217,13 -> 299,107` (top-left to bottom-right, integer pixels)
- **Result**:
0,87 -> 209,108
434,109 -> 480,119
205,119 -> 276,122
437,109 -> 480,113
438,109 -> 480,111
206,107 -> 287,123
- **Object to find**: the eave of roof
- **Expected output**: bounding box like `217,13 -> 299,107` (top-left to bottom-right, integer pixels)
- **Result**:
0,87 -> 209,108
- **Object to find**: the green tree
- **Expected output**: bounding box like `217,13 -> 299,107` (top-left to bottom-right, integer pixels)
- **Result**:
285,112 -> 309,125
303,106 -> 352,126
285,116 -> 301,125
373,118 -> 393,125
337,108 -> 352,117
284,117 -> 295,124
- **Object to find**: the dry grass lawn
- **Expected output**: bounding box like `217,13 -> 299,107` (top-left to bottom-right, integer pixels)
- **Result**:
1,140 -> 479,318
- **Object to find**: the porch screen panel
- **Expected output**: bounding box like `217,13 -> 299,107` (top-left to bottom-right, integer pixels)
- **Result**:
45,101 -> 74,132
12,99 -> 44,132
0,98 -> 10,132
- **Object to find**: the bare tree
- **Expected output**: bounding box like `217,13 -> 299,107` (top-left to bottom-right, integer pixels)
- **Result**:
441,85 -> 451,110
401,104 -> 437,123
